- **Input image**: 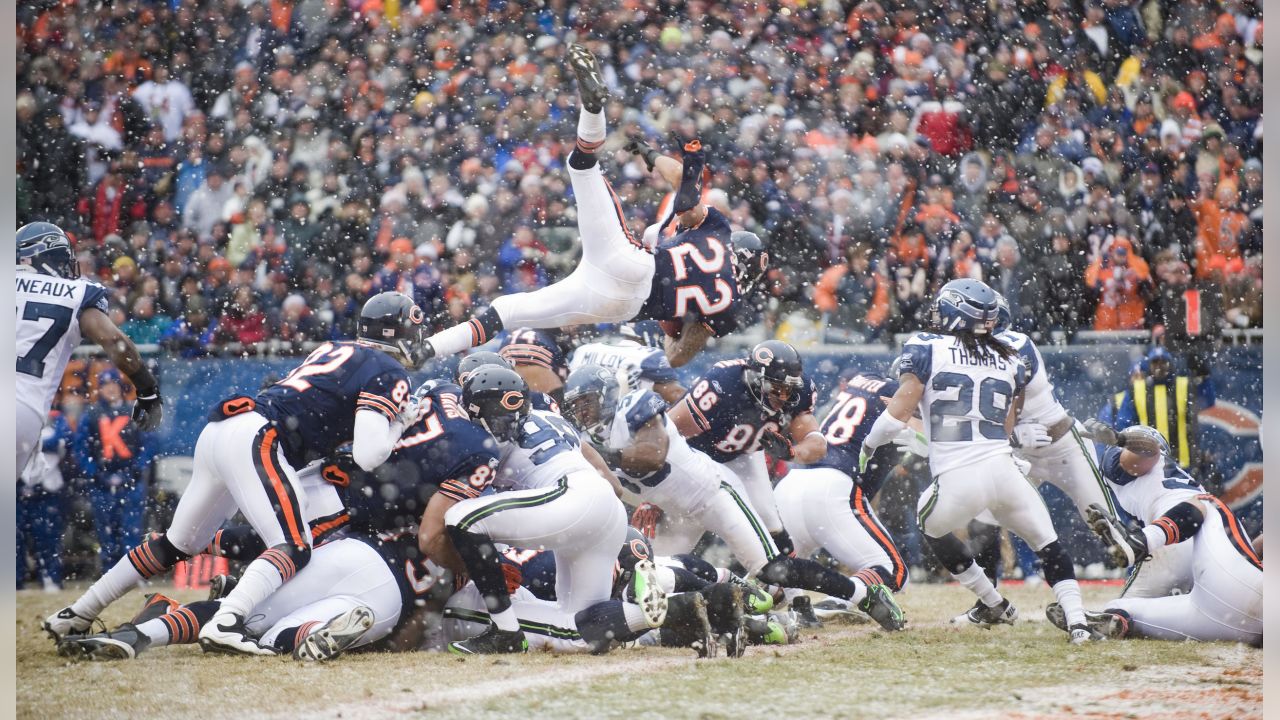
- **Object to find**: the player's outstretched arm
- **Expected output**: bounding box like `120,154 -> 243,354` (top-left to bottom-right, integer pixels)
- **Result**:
653,379 -> 688,405
582,443 -> 626,498
351,409 -> 403,471
418,493 -> 465,575
862,373 -> 925,462
617,415 -> 670,476
663,321 -> 713,368
80,307 -> 163,430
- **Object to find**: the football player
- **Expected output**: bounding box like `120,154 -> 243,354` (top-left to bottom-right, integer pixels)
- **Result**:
498,327 -> 571,404
420,44 -> 767,370
1048,424 -> 1261,645
45,292 -> 425,655
860,279 -> 1097,643
567,324 -> 686,403
568,363 -> 905,631
17,222 -> 163,475
442,366 -> 660,654
774,369 -> 913,610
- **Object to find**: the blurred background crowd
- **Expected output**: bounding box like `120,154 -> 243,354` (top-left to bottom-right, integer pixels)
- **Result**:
16,0 -> 1264,585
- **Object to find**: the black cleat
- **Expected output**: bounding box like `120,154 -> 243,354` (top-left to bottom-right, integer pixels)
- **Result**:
448,625 -> 528,655
294,606 -> 375,661
207,574 -> 237,601
1086,504 -> 1149,567
951,598 -> 1018,627
57,623 -> 151,661
701,583 -> 746,658
567,43 -> 609,114
789,595 -> 823,628
659,592 -> 717,658
858,583 -> 907,631
1046,602 -> 1129,639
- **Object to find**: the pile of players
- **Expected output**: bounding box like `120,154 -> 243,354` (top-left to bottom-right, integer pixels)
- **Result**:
37,44 -> 1260,663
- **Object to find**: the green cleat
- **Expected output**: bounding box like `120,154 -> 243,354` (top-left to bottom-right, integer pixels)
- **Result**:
858,583 -> 906,631
448,625 -> 529,655
729,575 -> 774,614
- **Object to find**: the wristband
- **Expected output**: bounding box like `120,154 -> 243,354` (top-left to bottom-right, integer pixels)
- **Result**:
130,366 -> 159,397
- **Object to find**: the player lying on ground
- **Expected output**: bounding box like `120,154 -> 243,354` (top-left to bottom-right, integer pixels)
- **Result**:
45,292 -> 426,655
861,278 -> 1098,643
421,43 -> 766,368
1044,423 -> 1262,645
17,221 -> 163,476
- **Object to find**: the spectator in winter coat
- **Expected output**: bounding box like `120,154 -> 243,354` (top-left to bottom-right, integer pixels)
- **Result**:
182,166 -> 234,241
1037,230 -> 1091,337
73,370 -> 153,571
814,243 -> 889,342
1085,236 -> 1152,330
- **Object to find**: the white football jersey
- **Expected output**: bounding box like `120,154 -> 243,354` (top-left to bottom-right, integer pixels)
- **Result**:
602,389 -> 719,510
569,339 -> 678,394
1100,448 -> 1204,524
16,267 -> 111,417
495,409 -> 597,491
897,332 -> 1027,476
998,330 -> 1070,427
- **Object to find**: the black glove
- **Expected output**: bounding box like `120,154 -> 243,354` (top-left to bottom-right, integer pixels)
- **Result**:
132,392 -> 164,431
759,429 -> 794,461
625,138 -> 660,172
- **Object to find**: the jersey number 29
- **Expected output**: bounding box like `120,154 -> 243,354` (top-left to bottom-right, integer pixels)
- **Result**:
929,372 -> 1013,442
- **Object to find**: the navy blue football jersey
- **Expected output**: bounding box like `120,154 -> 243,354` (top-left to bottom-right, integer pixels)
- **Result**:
499,327 -> 569,378
337,382 -> 500,534
255,341 -> 411,468
641,206 -> 743,338
796,374 -> 900,499
683,358 -> 817,463
499,546 -> 558,601
359,529 -> 450,634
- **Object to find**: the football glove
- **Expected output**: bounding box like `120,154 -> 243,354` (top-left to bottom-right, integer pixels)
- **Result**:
1010,423 -> 1052,449
132,392 -> 164,431
759,429 -> 794,461
625,137 -> 660,172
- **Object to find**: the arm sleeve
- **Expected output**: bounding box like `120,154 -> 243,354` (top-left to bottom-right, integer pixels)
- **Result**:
80,283 -> 110,316
896,340 -> 933,384
351,409 -> 401,471
624,391 -> 669,432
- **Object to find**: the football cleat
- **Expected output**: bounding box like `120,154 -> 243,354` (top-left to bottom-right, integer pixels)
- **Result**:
1086,504 -> 1149,567
567,43 -> 609,114
132,593 -> 180,625
858,583 -> 907,631
951,598 -> 1018,627
1046,602 -> 1130,639
744,616 -> 787,645
659,592 -> 716,658
1069,623 -> 1106,644
811,598 -> 869,624
43,606 -> 94,641
57,623 -> 150,661
448,625 -> 529,655
728,574 -> 774,614
789,595 -> 823,628
199,611 -> 275,656
700,583 -> 746,658
294,606 -> 375,661
207,574 -> 238,601
625,561 -> 668,628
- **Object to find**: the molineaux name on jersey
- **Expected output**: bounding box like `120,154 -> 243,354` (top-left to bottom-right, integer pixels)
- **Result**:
948,346 -> 1012,370
17,277 -> 76,298
848,375 -> 888,394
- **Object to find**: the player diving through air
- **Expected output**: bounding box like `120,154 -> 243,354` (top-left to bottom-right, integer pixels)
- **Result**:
420,43 -> 767,367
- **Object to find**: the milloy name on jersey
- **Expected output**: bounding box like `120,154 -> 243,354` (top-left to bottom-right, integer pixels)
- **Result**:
684,358 -> 817,463
569,338 -> 678,393
1100,448 -> 1205,525
640,205 -> 743,338
796,374 -> 900,499
255,341 -> 412,468
997,330 -> 1070,427
495,408 -> 594,491
16,267 -> 110,417
342,382 -> 500,534
897,332 -> 1027,476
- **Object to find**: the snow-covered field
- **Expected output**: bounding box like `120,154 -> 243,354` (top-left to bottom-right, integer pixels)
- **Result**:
17,583 -> 1260,720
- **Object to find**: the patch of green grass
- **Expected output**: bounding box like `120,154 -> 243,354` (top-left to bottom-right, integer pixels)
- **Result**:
17,583 -> 1260,720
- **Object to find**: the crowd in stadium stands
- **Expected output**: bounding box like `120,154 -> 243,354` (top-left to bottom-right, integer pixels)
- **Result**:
16,0 -> 1264,357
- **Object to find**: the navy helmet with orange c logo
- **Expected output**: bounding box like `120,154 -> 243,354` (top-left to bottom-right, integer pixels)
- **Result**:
462,366 -> 529,442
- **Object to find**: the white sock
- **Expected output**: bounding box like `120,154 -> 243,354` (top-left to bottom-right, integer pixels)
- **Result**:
654,565 -> 676,594
849,578 -> 869,605
1142,525 -> 1169,552
622,602 -> 655,631
954,563 -> 1003,607
491,607 -> 519,632
136,618 -> 171,646
427,323 -> 481,358
1052,579 -> 1086,628
71,558 -> 144,620
577,108 -> 606,146
217,557 -> 284,617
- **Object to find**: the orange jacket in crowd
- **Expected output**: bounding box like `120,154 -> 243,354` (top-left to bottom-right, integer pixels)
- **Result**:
1193,192 -> 1248,279
813,264 -> 890,329
1084,237 -> 1151,330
